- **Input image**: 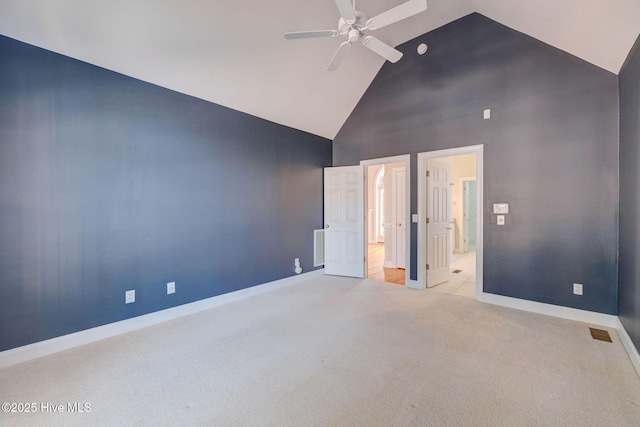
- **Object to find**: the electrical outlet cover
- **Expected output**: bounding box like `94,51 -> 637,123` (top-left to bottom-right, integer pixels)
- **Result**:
167,282 -> 175,295
573,283 -> 583,296
125,290 -> 135,304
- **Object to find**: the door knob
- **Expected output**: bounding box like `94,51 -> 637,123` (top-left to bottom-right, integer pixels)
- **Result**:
325,224 -> 329,229
397,223 -> 402,227
447,226 -> 452,230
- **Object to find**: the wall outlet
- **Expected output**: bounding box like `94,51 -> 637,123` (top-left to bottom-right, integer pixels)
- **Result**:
573,283 -> 583,296
167,282 -> 175,295
125,290 -> 135,304
483,109 -> 491,119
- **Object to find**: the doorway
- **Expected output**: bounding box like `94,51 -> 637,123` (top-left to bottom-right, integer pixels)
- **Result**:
361,155 -> 410,286
417,145 -> 483,299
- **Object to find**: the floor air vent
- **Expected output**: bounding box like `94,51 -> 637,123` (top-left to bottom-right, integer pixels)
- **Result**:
589,328 -> 612,343
314,229 -> 325,267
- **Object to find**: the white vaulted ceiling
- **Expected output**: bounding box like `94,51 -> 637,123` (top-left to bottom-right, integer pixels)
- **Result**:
0,0 -> 638,139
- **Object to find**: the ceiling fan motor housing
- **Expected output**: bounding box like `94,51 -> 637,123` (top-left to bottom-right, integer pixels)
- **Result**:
339,11 -> 370,42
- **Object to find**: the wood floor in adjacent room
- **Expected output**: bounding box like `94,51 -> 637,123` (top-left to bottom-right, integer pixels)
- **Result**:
368,243 -> 405,285
1,274 -> 639,426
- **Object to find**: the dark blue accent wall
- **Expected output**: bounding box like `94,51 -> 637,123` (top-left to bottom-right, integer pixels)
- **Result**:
0,35 -> 331,351
619,34 -> 640,352
333,14 -> 619,314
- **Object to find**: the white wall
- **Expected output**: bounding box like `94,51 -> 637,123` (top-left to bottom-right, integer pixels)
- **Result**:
467,181 -> 478,246
451,154 -> 476,252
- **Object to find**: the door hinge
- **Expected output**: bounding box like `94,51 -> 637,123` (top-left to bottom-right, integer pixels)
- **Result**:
426,170 -> 430,177
426,264 -> 430,270
426,217 -> 430,224
364,256 -> 366,262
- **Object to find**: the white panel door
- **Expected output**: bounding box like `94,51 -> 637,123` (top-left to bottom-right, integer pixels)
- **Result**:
324,166 -> 364,278
393,167 -> 406,269
427,160 -> 452,287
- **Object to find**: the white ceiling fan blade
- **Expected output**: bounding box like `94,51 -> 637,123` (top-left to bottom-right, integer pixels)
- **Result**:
284,30 -> 338,40
334,0 -> 356,23
366,0 -> 427,30
327,41 -> 351,71
362,36 -> 403,63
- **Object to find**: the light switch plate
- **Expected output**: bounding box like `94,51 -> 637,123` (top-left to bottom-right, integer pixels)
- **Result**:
497,215 -> 505,225
483,109 -> 491,119
493,203 -> 509,214
412,214 -> 418,223
167,282 -> 175,295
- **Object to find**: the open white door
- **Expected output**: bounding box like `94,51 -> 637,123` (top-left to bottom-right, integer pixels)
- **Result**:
426,160 -> 452,287
324,166 -> 364,278
393,167 -> 406,269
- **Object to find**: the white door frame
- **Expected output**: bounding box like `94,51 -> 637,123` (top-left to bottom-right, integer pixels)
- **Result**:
361,155 -> 411,287
418,145 -> 483,299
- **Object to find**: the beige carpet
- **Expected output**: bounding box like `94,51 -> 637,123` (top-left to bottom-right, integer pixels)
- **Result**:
1,275 -> 639,426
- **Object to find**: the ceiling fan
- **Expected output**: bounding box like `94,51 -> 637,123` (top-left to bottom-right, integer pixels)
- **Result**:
284,0 -> 428,71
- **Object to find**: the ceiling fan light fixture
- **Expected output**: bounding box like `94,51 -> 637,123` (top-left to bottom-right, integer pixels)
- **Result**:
348,29 -> 360,43
285,0 -> 428,71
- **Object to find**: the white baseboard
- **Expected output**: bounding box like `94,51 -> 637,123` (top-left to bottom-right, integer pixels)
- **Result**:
616,318 -> 640,380
478,292 -> 640,377
5,272 -> 638,380
0,269 -> 324,370
478,292 -> 618,328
